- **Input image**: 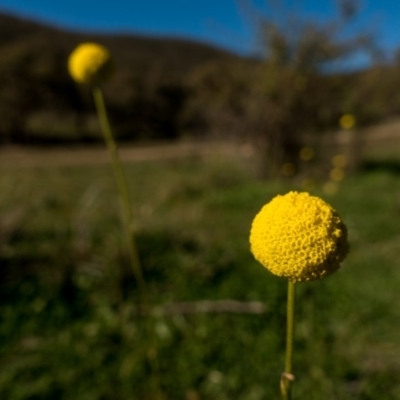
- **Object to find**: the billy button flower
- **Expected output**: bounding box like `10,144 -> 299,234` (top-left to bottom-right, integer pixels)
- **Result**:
68,42 -> 163,397
67,42 -> 145,296
339,113 -> 356,130
249,191 -> 349,399
68,43 -> 159,398
68,42 -> 115,86
250,191 -> 348,282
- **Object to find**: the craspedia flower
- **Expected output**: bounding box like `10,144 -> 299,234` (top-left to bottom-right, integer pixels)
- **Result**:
250,191 -> 348,282
68,42 -> 114,86
339,114 -> 356,130
299,146 -> 314,161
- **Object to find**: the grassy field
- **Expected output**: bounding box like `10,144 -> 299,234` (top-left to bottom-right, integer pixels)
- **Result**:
1,146 -> 400,399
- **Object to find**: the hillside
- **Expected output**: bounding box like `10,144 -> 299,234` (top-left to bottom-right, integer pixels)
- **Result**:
1,11 -> 400,148
0,13 -> 238,78
0,12 -> 244,144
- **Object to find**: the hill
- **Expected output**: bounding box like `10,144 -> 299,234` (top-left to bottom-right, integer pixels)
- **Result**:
0,13 -> 238,76
0,12 -> 242,144
1,11 -> 400,149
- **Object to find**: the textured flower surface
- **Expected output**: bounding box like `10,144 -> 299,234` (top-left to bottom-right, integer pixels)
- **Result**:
250,191 -> 348,282
68,43 -> 114,86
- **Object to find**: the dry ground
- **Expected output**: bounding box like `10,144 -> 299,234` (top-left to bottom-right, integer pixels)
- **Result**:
0,141 -> 253,168
0,117 -> 399,168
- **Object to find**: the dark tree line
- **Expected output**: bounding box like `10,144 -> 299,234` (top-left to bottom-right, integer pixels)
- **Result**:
2,9 -> 400,178
0,13 -> 237,144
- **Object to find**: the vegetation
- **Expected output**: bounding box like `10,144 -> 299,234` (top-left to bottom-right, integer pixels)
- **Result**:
0,12 -> 237,144
2,9 -> 400,152
0,149 -> 400,399
1,4 -> 400,399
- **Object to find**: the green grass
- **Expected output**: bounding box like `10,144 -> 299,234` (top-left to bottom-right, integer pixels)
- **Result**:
1,154 -> 400,399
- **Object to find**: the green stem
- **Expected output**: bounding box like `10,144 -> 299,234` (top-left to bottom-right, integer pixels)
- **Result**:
92,86 -> 146,296
93,86 -> 161,398
281,280 -> 296,400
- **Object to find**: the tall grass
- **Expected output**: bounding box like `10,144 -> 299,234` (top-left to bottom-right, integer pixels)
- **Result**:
0,154 -> 400,399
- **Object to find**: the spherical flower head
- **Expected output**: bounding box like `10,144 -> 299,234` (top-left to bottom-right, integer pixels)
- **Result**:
250,191 -> 348,282
339,114 -> 356,130
68,42 -> 115,86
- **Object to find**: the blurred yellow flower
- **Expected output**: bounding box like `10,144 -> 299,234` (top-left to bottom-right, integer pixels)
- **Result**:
299,147 -> 314,161
330,168 -> 344,182
332,154 -> 347,168
250,191 -> 348,282
323,182 -> 338,195
339,114 -> 356,130
68,42 -> 114,86
281,162 -> 296,176
301,177 -> 315,191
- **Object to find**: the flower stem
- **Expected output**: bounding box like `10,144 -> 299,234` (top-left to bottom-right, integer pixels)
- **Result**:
92,87 -> 162,397
92,86 -> 146,296
281,280 -> 296,400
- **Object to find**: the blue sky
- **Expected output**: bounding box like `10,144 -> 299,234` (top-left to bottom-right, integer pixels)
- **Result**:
0,0 -> 398,57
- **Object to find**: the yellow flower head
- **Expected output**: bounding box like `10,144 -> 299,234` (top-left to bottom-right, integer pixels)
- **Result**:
332,154 -> 347,168
339,114 -> 356,130
281,162 -> 296,176
299,147 -> 314,161
250,191 -> 348,282
330,168 -> 344,182
68,42 -> 114,86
